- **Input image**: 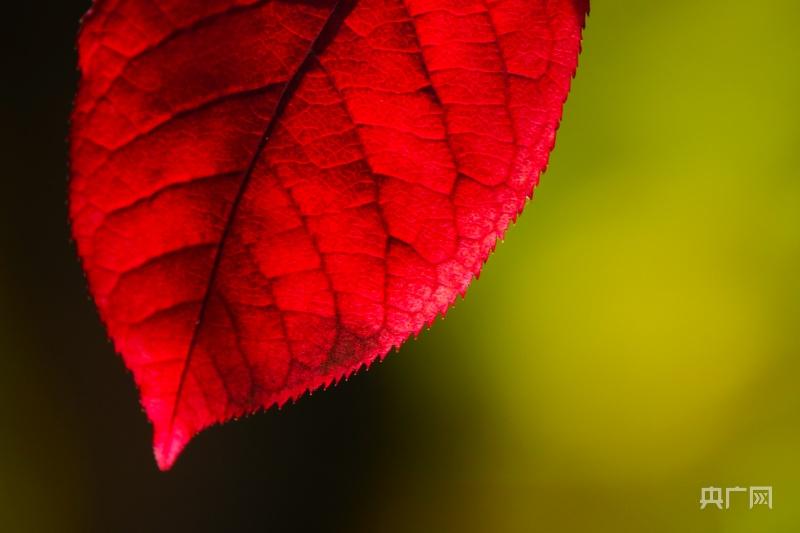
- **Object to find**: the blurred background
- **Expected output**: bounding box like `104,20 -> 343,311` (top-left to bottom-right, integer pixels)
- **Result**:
1,1 -> 799,531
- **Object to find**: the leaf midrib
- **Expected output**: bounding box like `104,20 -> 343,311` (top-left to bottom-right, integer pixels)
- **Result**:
163,0 -> 354,453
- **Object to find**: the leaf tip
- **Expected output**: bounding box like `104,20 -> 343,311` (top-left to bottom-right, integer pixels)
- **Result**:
152,424 -> 190,471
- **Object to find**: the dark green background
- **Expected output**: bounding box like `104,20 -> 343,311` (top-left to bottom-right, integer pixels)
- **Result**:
2,2 -> 798,531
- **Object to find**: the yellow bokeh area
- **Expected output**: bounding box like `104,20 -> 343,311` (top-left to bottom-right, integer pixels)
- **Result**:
364,1 -> 800,531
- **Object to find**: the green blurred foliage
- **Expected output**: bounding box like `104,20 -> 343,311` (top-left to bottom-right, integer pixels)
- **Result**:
362,1 -> 800,531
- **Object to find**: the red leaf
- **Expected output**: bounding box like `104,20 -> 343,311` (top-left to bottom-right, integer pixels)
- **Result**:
69,0 -> 589,469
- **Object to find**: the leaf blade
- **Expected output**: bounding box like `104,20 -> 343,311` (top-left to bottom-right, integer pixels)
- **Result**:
69,0 -> 589,469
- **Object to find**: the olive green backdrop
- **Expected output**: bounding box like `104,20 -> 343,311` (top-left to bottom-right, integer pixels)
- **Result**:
1,1 -> 798,532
